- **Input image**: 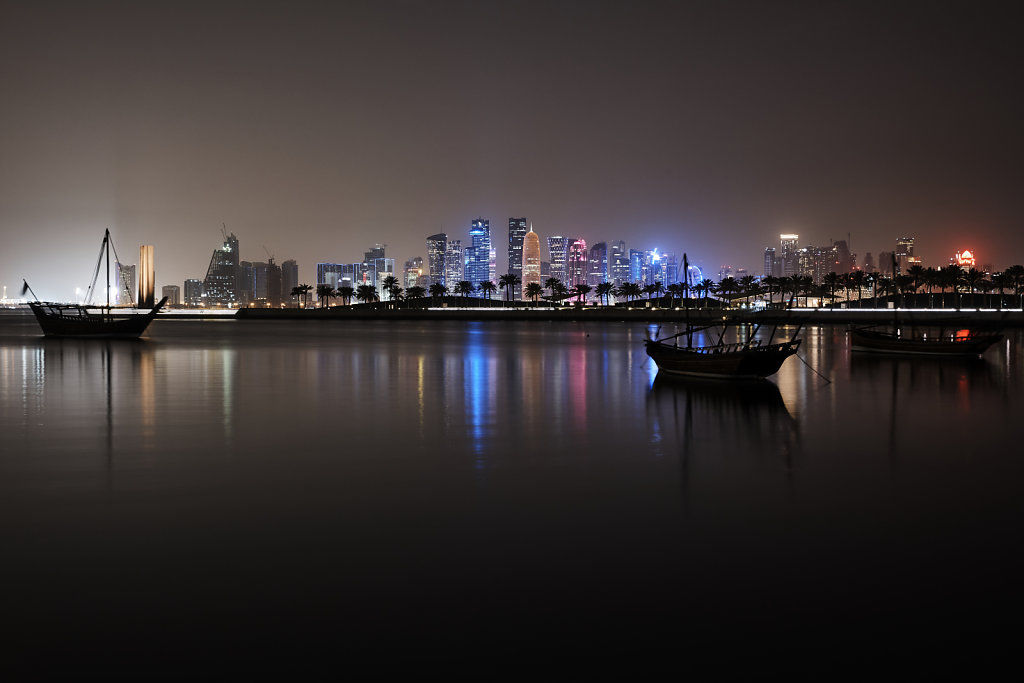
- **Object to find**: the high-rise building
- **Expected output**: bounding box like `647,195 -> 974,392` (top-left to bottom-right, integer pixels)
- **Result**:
629,249 -> 645,284
660,252 -> 678,285
547,236 -> 570,283
896,236 -> 914,272
238,261 -> 254,306
445,240 -> 463,287
254,259 -> 282,307
587,242 -> 607,287
404,257 -> 424,289
609,241 -> 629,286
184,279 -> 203,307
508,217 -> 527,301
161,284 -> 180,306
763,247 -> 777,278
567,239 -> 588,287
426,233 -> 447,287
780,234 -> 799,278
139,245 -> 155,308
203,232 -> 239,306
116,263 -> 136,305
317,263 -> 344,288
281,259 -> 299,306
863,253 -> 875,272
879,251 -> 895,274
465,218 -> 491,293
522,225 -> 541,300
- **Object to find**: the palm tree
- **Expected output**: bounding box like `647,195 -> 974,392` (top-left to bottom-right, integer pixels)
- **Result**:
992,271 -> 1007,310
355,284 -> 378,305
525,282 -> 544,305
738,275 -> 756,307
479,280 -> 498,302
406,285 -> 426,307
428,282 -> 448,304
717,277 -> 737,308
964,268 -> 983,308
455,281 -> 475,299
291,283 -> 313,308
698,279 -> 715,308
572,283 -> 593,304
316,284 -> 336,308
1005,264 -> 1024,308
616,282 -> 642,303
762,275 -> 779,307
544,277 -> 563,300
381,275 -> 401,305
822,272 -> 841,310
906,264 -> 926,306
848,271 -> 866,307
665,283 -> 682,306
941,264 -> 962,309
595,282 -> 615,306
337,285 -> 355,306
498,273 -> 521,302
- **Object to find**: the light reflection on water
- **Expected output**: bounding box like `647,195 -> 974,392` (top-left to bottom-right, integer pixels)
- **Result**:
1,312 -> 1023,668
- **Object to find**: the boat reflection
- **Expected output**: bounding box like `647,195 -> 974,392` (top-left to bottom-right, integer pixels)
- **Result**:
647,376 -> 801,499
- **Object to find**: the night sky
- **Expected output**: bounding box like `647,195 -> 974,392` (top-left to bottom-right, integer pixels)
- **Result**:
2,0 -> 1022,300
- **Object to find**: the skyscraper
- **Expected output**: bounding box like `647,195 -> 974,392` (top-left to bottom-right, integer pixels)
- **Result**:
139,245 -> 155,308
896,236 -> 915,272
508,217 -> 527,301
445,240 -> 463,287
426,233 -> 447,286
281,259 -> 299,306
465,218 -> 491,293
629,249 -> 645,284
780,234 -> 799,278
763,247 -> 777,278
203,231 -> 239,306
184,279 -> 203,307
547,236 -> 569,283
567,238 -> 588,287
522,225 -> 541,300
587,242 -> 607,287
116,263 -> 136,305
609,240 -> 629,286
161,284 -> 180,306
404,257 -> 424,289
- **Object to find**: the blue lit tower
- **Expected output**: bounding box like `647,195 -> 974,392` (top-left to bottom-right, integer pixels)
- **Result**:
465,218 -> 491,294
587,242 -> 607,287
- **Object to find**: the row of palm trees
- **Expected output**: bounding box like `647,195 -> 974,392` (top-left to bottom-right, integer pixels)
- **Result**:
288,264 -> 1024,310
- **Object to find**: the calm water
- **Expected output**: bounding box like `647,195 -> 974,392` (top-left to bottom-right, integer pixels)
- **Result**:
2,311 -> 1023,671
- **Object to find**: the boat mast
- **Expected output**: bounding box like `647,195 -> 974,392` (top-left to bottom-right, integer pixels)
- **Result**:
105,229 -> 111,309
684,252 -> 692,348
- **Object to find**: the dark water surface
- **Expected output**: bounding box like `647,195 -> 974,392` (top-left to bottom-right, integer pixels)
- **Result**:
2,311 -> 1023,672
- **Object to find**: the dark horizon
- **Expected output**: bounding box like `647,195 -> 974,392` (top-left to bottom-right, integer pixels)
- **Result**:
2,1 -> 1022,300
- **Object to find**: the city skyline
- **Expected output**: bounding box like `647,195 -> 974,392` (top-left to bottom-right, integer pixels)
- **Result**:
3,2 -> 1022,300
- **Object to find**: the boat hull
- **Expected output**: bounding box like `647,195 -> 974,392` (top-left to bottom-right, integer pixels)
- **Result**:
644,339 -> 801,379
28,298 -> 167,339
849,328 -> 1001,357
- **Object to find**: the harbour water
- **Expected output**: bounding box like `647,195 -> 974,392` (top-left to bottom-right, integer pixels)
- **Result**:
2,311 -> 1023,671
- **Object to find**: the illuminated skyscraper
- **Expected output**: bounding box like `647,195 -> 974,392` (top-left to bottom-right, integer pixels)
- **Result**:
116,263 -> 135,305
139,245 -> 155,308
780,233 -> 799,278
522,225 -> 541,299
426,233 -> 447,286
547,236 -> 570,283
609,240 -> 629,286
629,249 -> 645,284
567,238 -> 588,287
588,242 -> 607,287
404,257 -> 424,289
763,247 -> 777,278
508,217 -> 527,300
465,218 -> 491,293
445,240 -> 463,286
896,236 -> 916,272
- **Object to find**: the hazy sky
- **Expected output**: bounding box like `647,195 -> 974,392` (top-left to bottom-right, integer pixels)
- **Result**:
2,0 -> 1022,300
